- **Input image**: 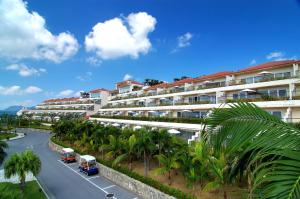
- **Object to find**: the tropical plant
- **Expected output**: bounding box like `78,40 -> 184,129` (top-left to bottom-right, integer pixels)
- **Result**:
154,152 -> 180,185
207,102 -> 300,199
102,135 -> 122,159
136,128 -> 156,176
112,134 -> 137,170
0,140 -> 8,165
4,150 -> 41,193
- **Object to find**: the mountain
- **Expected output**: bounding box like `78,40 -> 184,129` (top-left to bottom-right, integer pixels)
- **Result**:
0,106 -> 25,115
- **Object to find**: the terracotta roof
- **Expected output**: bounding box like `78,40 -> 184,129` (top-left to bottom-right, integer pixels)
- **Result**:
236,60 -> 299,74
44,97 -> 80,103
117,80 -> 143,88
89,88 -> 109,93
109,89 -> 119,94
166,78 -> 194,88
193,71 -> 233,83
145,83 -> 169,91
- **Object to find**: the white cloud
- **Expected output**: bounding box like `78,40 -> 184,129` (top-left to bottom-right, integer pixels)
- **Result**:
266,51 -> 297,61
24,86 -> 42,94
266,51 -> 285,60
123,74 -> 133,81
76,71 -> 92,82
5,63 -> 46,77
86,56 -> 102,66
250,59 -> 256,65
57,89 -> 74,97
0,85 -> 42,95
74,91 -> 82,97
177,32 -> 193,48
0,0 -> 79,63
85,12 -> 156,60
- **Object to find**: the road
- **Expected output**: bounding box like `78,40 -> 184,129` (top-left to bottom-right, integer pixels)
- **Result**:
1,130 -> 139,199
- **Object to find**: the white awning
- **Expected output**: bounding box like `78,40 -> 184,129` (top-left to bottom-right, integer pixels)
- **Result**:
168,129 -> 181,134
182,110 -> 192,112
258,71 -> 273,75
241,89 -> 256,93
133,125 -> 142,130
112,123 -> 120,127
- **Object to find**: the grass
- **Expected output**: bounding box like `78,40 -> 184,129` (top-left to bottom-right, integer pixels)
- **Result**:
0,132 -> 17,140
0,181 -> 47,199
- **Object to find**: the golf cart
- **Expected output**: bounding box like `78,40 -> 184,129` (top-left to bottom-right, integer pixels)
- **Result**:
61,148 -> 76,163
79,155 -> 99,176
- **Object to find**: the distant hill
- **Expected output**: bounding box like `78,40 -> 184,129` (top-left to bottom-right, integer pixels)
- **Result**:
0,105 -> 25,115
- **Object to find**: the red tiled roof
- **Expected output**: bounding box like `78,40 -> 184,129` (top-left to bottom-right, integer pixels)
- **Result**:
235,60 -> 299,74
166,78 -> 194,88
117,80 -> 143,88
89,88 -> 109,93
145,83 -> 168,91
109,89 -> 119,94
193,71 -> 233,83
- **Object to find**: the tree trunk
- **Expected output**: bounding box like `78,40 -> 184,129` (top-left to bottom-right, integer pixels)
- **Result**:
129,157 -> 132,171
144,151 -> 148,176
168,170 -> 171,185
223,189 -> 227,199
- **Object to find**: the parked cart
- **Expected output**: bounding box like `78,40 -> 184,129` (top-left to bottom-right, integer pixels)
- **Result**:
61,148 -> 76,163
78,155 -> 99,176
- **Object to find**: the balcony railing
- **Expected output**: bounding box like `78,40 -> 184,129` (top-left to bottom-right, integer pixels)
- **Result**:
109,75 -> 297,102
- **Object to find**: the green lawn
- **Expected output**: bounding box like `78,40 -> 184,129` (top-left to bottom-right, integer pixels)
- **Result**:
0,133 -> 17,140
0,181 -> 47,199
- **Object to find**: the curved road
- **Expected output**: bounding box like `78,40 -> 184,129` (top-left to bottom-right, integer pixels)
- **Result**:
1,130 -> 138,199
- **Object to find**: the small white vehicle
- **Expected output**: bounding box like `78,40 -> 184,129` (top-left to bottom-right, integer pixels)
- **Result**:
78,155 -> 99,176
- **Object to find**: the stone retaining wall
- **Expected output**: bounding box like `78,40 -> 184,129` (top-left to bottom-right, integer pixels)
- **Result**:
49,140 -> 175,199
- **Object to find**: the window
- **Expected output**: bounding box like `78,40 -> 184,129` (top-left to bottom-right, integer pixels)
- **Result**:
278,89 -> 287,97
284,72 -> 291,78
272,111 -> 282,119
269,90 -> 278,97
233,93 -> 238,99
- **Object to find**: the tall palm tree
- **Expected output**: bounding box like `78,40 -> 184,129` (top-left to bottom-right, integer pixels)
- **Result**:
0,140 -> 8,165
112,134 -> 137,170
154,152 -> 180,185
207,102 -> 300,199
4,150 -> 41,192
136,129 -> 156,176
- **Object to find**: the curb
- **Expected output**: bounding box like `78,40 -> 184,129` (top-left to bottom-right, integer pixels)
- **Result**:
36,179 -> 50,199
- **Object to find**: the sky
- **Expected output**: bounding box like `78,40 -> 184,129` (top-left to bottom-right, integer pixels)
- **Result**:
0,0 -> 300,109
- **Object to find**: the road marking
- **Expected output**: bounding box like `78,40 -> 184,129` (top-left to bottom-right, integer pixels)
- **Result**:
35,179 -> 50,199
57,160 -> 117,198
103,185 -> 116,190
88,176 -> 99,180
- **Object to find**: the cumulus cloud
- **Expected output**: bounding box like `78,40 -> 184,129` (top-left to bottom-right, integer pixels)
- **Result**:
0,85 -> 42,95
86,56 -> 102,66
5,63 -> 46,77
0,0 -> 79,63
123,74 -> 133,81
76,72 -> 93,82
85,12 -> 156,60
57,89 -> 74,97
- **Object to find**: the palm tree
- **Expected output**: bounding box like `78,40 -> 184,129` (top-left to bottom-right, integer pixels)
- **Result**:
102,135 -> 122,160
4,150 -> 41,193
0,140 -> 8,165
154,152 -> 180,185
207,102 -> 300,199
136,129 -> 156,176
112,134 -> 137,170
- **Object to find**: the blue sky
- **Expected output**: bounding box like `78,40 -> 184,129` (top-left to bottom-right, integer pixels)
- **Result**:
0,0 -> 300,109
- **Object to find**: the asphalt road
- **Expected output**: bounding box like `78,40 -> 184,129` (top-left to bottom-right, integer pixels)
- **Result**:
1,130 -> 139,199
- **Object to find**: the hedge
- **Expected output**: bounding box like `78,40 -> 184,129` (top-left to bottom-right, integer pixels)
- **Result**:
51,136 -> 196,199
90,115 -> 206,124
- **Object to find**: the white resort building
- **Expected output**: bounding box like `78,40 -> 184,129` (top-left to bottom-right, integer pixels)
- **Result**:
23,60 -> 300,142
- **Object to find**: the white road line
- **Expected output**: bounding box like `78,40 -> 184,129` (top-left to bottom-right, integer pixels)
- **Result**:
103,185 -> 116,190
35,179 -> 50,199
57,160 -> 115,197
88,176 -> 99,180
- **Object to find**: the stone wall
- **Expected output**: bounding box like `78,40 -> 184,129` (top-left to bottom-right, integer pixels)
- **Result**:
49,140 -> 175,199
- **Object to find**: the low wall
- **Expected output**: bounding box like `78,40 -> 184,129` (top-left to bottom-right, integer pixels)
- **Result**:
49,140 -> 175,199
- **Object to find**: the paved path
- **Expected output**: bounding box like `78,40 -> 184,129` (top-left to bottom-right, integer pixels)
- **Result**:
1,130 -> 138,199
